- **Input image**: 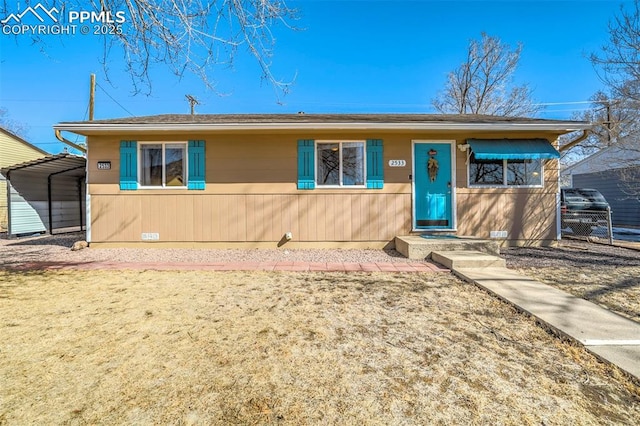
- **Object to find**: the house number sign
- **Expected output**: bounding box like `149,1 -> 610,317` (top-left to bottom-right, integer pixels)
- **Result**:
388,160 -> 406,167
97,161 -> 111,170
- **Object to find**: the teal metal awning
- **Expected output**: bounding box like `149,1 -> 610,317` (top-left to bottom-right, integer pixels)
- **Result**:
467,138 -> 560,160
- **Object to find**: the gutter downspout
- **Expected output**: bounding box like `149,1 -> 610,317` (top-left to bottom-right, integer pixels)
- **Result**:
55,129 -> 87,154
559,129 -> 590,152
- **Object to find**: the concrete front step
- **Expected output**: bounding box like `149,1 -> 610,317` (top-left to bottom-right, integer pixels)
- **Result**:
395,236 -> 501,260
431,250 -> 506,269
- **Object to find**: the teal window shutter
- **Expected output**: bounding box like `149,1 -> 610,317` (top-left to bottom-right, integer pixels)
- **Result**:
366,139 -> 384,189
119,140 -> 138,190
188,140 -> 206,190
297,139 -> 315,189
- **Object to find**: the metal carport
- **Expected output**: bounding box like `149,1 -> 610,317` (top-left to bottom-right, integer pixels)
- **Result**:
0,153 -> 86,237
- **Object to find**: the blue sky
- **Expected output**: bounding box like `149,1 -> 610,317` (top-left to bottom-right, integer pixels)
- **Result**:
0,0 -> 632,153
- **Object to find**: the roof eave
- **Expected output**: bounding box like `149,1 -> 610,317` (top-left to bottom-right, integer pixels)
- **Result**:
54,121 -> 592,135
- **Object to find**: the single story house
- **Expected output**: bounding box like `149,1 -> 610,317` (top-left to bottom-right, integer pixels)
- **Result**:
54,114 -> 589,248
562,145 -> 640,228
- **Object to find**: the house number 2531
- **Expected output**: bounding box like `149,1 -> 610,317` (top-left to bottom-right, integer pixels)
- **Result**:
388,160 -> 406,167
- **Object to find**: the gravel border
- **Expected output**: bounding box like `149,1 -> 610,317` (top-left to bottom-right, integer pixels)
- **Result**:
0,232 -> 427,266
5,232 -> 640,268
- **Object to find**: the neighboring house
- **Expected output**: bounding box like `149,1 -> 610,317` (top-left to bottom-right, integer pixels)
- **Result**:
0,127 -> 48,233
562,145 -> 640,227
54,114 -> 589,248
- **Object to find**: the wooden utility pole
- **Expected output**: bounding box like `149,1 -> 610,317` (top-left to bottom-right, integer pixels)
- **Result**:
89,74 -> 96,121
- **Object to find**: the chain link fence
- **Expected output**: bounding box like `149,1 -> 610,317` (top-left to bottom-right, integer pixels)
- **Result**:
561,208 -> 613,244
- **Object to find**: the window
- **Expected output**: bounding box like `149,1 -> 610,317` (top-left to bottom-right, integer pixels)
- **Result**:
140,142 -> 186,187
507,158 -> 542,186
120,140 -> 205,190
297,139 -> 383,190
469,153 -> 542,187
316,141 -> 365,186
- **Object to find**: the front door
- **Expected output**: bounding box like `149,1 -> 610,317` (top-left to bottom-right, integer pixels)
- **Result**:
413,142 -> 453,230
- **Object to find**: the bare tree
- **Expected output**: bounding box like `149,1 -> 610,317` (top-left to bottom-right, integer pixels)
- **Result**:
586,2 -> 640,201
563,91 -> 638,160
577,94 -> 640,200
1,1 -> 298,96
591,0 -> 640,102
560,91 -> 640,200
618,165 -> 640,200
432,33 -> 541,117
0,108 -> 29,138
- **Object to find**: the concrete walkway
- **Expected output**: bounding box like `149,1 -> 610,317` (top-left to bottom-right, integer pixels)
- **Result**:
433,250 -> 640,382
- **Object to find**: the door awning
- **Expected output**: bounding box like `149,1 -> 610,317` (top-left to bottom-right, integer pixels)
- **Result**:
467,138 -> 560,160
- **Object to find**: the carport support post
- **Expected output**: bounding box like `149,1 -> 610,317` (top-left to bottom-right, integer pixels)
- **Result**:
47,174 -> 53,235
5,172 -> 12,237
78,178 -> 84,231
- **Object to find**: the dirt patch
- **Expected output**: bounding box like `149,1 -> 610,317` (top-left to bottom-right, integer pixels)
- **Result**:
1,270 -> 638,424
503,241 -> 640,322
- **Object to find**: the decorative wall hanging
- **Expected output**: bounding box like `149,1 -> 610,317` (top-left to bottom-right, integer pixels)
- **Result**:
427,150 -> 439,182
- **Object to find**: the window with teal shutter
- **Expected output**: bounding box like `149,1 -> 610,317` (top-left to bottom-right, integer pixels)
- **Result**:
188,140 -> 206,190
297,139 -> 315,189
120,140 -> 138,190
366,139 -> 384,189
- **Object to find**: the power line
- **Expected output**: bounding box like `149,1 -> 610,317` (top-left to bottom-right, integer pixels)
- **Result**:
1,97 -> 603,109
95,83 -> 136,117
535,101 -> 594,106
75,102 -> 90,144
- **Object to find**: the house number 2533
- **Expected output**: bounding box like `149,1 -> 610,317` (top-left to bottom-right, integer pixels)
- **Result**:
388,160 -> 406,167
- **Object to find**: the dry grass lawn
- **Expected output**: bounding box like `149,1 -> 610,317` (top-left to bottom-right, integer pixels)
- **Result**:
516,266 -> 640,323
1,270 -> 639,425
503,243 -> 640,323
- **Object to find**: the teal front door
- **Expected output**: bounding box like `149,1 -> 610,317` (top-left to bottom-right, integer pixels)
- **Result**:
414,143 -> 453,230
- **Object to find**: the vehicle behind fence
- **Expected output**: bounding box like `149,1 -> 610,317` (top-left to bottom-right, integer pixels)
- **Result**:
561,207 -> 614,244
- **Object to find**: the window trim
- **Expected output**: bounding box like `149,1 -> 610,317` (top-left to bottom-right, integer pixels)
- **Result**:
314,140 -> 367,188
138,141 -> 188,189
467,153 -> 545,188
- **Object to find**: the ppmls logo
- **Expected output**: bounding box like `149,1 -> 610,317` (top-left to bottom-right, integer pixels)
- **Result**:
1,4 -> 59,24
1,3 -> 126,36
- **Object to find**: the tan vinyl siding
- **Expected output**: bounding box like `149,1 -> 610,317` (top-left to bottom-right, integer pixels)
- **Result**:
0,132 -> 47,169
87,133 -> 415,190
456,187 -> 557,241
91,193 -> 412,243
86,130 -> 564,245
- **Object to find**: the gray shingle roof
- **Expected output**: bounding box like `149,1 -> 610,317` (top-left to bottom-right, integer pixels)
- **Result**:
60,113 -> 586,126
